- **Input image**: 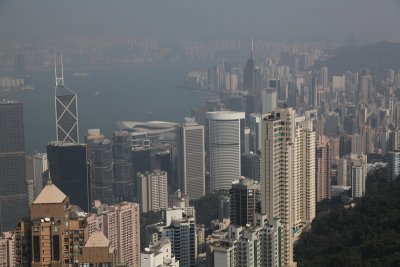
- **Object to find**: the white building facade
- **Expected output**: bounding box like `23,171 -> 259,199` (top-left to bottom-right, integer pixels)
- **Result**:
205,111 -> 245,192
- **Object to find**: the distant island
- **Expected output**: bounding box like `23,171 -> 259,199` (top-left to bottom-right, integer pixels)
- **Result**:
315,41 -> 400,78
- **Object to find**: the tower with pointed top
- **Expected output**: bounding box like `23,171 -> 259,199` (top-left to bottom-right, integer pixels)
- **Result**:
15,179 -> 89,267
54,54 -> 79,143
243,37 -> 261,114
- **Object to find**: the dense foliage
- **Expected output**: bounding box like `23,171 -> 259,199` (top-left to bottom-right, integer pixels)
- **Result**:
140,211 -> 162,248
191,193 -> 219,228
294,169 -> 400,267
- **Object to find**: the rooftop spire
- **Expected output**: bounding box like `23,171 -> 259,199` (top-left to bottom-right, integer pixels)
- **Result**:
54,53 -> 57,86
54,53 -> 64,87
251,36 -> 254,58
61,53 -> 64,82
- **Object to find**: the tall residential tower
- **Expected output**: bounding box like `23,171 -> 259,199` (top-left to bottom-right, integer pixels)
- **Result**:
260,107 -> 316,266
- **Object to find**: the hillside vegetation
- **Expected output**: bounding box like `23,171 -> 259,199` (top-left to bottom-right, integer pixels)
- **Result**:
295,169 -> 400,267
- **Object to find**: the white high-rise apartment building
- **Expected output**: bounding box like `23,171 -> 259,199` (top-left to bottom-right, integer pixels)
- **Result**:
293,117 -> 316,235
150,170 -> 169,212
350,154 -> 367,198
260,107 -> 295,266
337,154 -> 367,198
249,113 -> 262,153
261,88 -> 277,114
177,120 -> 205,200
205,111 -> 245,191
260,107 -> 316,266
87,202 -> 141,267
137,170 -> 168,212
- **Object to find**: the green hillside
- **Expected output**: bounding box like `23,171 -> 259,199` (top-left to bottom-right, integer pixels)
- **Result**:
294,169 -> 400,267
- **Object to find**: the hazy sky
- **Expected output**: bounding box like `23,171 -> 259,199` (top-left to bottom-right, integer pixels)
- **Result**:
1,0 -> 400,43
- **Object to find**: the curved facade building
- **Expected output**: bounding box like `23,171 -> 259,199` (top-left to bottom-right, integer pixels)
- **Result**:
116,121 -> 178,136
205,111 -> 245,192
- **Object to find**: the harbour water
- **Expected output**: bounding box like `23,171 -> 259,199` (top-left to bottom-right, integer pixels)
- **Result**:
1,62 -> 212,153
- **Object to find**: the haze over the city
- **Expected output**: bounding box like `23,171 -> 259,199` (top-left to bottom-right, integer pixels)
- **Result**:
0,0 -> 400,43
2,1 -> 400,267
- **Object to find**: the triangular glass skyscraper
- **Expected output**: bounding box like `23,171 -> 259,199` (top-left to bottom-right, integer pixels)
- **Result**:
54,54 -> 79,143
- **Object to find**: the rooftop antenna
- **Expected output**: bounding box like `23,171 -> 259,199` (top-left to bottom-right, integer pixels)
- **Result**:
61,53 -> 64,82
54,53 -> 57,86
251,36 -> 254,57
54,53 -> 64,86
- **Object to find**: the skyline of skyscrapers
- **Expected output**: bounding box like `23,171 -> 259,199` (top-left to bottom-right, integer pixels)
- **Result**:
2,35 -> 398,267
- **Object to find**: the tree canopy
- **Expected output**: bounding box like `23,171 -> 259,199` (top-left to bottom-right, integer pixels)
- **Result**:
295,169 -> 400,267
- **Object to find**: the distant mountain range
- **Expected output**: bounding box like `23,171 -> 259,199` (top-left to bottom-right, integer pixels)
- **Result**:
315,41 -> 400,78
